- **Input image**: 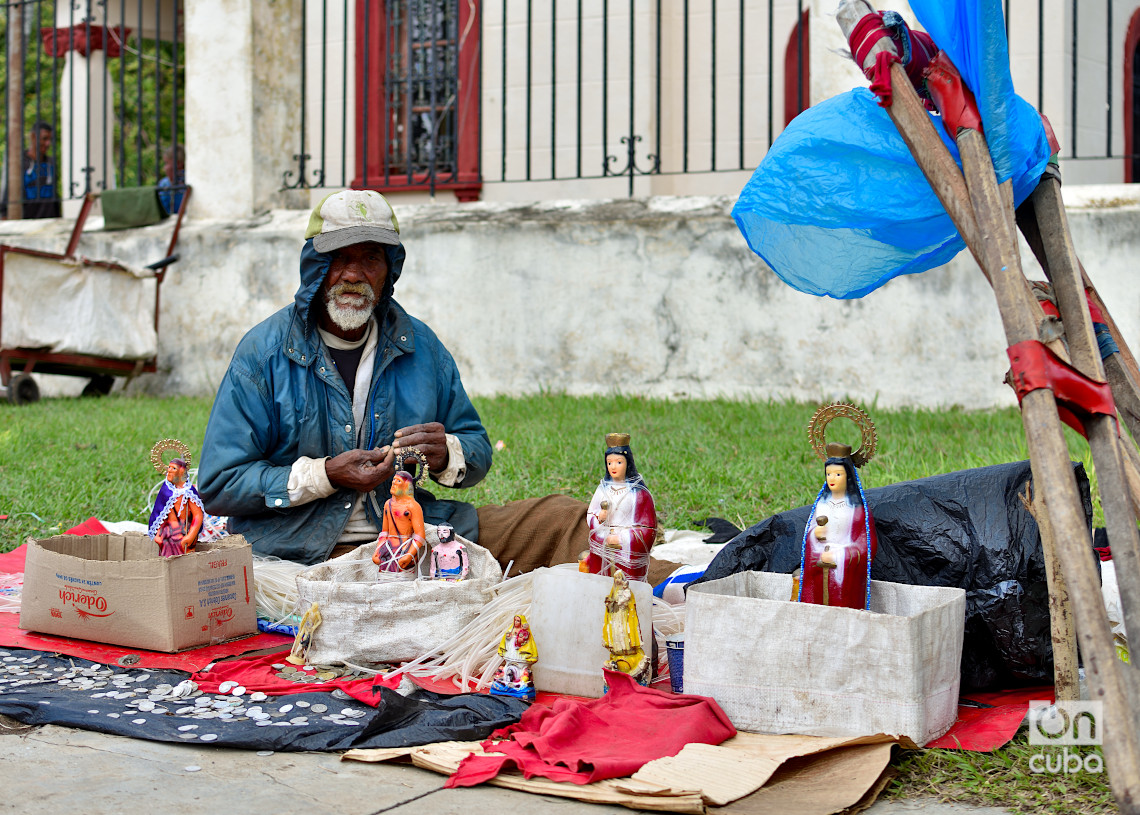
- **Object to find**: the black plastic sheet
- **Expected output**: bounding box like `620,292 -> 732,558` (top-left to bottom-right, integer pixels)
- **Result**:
695,461 -> 1094,690
0,649 -> 527,751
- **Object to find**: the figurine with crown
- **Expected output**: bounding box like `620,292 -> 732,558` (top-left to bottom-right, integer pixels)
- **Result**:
797,404 -> 879,610
148,439 -> 205,558
581,433 -> 658,583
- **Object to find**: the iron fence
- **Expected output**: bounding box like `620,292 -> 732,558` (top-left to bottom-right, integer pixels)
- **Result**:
0,0 -> 183,220
3,1 -> 1140,218
282,0 -> 1140,197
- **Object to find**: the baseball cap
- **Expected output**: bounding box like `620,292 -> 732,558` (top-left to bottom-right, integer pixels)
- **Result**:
305,189 -> 401,253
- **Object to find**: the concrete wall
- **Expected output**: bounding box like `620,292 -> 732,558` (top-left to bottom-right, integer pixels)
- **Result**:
3,185 -> 1138,409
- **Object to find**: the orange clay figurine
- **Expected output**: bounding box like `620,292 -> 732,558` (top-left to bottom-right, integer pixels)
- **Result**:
372,470 -> 426,577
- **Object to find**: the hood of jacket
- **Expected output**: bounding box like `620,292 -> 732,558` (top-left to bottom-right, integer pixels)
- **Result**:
293,237 -> 408,334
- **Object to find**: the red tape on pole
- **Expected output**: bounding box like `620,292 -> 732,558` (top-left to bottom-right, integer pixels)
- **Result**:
1007,340 -> 1117,438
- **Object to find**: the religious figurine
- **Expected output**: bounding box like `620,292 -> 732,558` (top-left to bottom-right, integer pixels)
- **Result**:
286,602 -> 323,666
582,433 -> 658,582
489,614 -> 539,701
798,403 -> 879,611
148,439 -> 205,558
602,570 -> 651,688
372,470 -> 426,579
429,523 -> 469,581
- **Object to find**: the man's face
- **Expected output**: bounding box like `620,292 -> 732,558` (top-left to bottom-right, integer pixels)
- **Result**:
35,129 -> 52,158
319,242 -> 389,334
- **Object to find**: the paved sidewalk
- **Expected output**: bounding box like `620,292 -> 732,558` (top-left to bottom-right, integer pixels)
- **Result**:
0,722 -> 1015,815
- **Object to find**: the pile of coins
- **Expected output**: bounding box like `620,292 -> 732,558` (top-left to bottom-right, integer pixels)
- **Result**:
272,662 -> 372,683
0,649 -> 372,737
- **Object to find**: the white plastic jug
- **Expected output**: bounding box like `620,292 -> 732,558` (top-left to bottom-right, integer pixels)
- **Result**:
528,565 -> 654,697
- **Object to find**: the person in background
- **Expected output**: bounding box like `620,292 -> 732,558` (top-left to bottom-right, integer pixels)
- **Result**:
157,144 -> 186,216
0,121 -> 61,220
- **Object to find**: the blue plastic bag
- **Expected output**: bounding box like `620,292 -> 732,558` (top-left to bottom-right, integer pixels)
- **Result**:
733,0 -> 1051,299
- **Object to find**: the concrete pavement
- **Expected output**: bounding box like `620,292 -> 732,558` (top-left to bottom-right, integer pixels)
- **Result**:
0,721 -> 1014,815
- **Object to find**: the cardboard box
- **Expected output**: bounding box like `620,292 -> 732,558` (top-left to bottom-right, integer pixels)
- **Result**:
19,533 -> 258,652
684,572 -> 966,745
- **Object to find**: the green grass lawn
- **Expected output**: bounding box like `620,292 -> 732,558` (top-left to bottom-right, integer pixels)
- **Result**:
0,392 -> 1115,813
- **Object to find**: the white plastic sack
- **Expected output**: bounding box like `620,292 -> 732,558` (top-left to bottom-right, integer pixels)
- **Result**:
684,572 -> 965,745
0,250 -> 157,359
295,531 -> 503,666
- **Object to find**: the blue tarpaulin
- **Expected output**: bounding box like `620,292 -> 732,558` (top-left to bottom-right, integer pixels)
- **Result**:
733,0 -> 1051,299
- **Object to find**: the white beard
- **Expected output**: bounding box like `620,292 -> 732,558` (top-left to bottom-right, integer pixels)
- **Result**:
325,282 -> 376,332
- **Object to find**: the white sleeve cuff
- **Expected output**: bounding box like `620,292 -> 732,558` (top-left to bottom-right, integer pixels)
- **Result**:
430,434 -> 467,487
287,456 -> 336,505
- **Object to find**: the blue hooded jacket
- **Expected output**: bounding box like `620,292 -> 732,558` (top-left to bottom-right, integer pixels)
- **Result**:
198,239 -> 492,564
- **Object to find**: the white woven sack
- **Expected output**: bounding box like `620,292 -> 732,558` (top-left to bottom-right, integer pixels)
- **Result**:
295,529 -> 503,665
684,572 -> 965,745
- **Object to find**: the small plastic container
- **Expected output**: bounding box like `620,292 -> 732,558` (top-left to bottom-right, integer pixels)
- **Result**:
666,634 -> 685,693
528,565 -> 655,698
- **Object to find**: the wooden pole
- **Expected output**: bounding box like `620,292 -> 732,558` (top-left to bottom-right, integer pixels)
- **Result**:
835,5 -> 1140,808
1017,176 -> 1140,649
1019,482 -> 1079,701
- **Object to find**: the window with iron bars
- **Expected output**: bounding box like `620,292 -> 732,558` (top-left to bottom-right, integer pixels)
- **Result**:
355,0 -> 480,199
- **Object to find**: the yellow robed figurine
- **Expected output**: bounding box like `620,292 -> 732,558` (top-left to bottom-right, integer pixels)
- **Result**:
602,570 -> 651,688
286,602 -> 322,666
489,614 -> 539,701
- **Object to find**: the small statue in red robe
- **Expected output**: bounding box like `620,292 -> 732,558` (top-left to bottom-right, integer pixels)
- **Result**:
798,403 -> 879,610
581,433 -> 657,582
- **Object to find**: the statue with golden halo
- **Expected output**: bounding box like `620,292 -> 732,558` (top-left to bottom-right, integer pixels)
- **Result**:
147,439 -> 205,558
580,433 -> 658,582
798,404 -> 879,610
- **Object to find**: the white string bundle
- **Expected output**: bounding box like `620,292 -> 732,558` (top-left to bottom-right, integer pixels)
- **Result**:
385,571 -> 535,691
250,555 -> 308,623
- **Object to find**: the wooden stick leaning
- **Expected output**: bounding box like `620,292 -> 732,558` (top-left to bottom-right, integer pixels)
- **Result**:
835,4 -> 1140,808
1016,192 -> 1140,449
1013,174 -> 1140,649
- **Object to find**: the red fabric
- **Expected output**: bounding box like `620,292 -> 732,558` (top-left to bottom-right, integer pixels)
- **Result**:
65,517 -> 110,536
926,686 -> 1054,751
905,30 -> 938,91
41,25 -> 131,58
446,669 -> 736,788
192,649 -> 402,706
848,14 -> 901,107
1040,112 -> 1062,156
924,51 -> 983,135
1037,290 -> 1104,323
1007,340 -> 1117,438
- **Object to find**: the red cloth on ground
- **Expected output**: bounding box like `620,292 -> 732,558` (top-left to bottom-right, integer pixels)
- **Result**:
446,669 -> 736,788
64,517 -> 110,536
192,649 -> 402,706
926,686 -> 1054,751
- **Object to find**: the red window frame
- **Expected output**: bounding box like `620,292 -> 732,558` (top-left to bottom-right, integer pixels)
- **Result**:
1124,7 -> 1140,183
784,9 -> 811,126
352,0 -> 482,201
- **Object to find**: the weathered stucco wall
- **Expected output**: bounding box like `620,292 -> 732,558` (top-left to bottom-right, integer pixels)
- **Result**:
4,189 -> 1138,409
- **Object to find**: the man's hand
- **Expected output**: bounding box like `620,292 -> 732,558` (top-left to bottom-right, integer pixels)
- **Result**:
393,422 -> 448,472
325,446 -> 395,492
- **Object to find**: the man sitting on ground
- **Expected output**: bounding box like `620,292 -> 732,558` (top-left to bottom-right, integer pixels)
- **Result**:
198,190 -> 678,582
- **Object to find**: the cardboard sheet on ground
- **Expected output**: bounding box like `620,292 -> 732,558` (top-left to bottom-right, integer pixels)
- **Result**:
343,731 -> 905,814
0,543 -> 292,670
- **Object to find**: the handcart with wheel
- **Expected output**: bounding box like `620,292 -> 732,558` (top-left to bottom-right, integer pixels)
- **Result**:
0,186 -> 191,404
